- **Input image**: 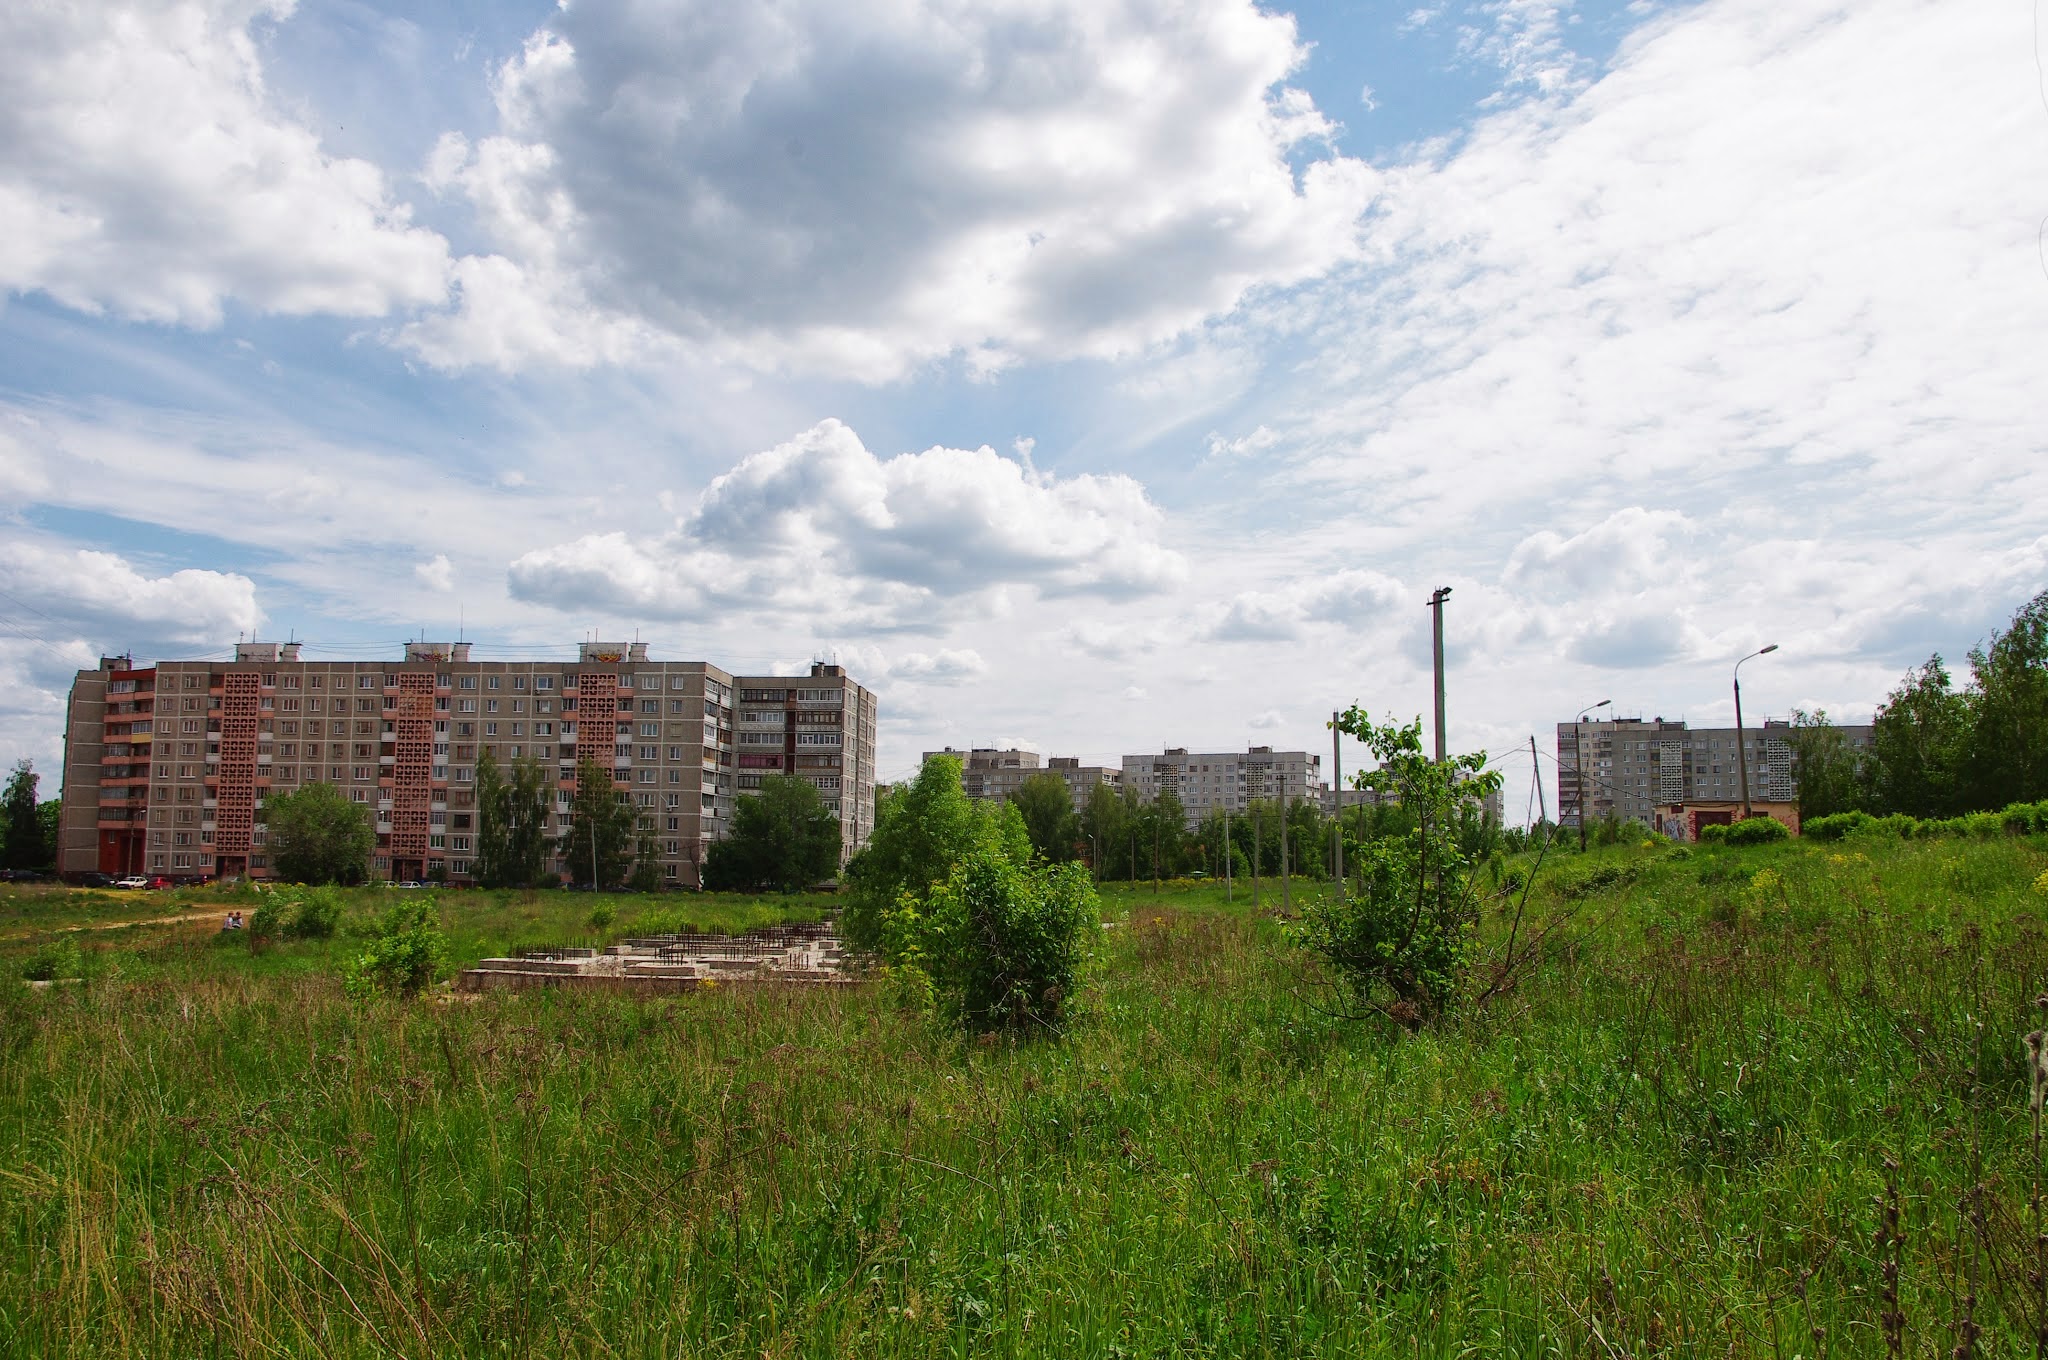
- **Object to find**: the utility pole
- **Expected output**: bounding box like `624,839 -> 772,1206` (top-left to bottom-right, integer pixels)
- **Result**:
1529,735 -> 1546,827
1734,644 -> 1779,820
1428,587 -> 1453,763
1250,803 -> 1261,907
1280,789 -> 1291,914
1574,699 -> 1611,852
1330,713 -> 1343,885
1223,812 -> 1233,902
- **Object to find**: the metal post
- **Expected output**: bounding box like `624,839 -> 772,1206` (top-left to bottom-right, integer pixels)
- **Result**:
1280,789 -> 1291,913
1733,645 -> 1779,821
1223,812 -> 1232,902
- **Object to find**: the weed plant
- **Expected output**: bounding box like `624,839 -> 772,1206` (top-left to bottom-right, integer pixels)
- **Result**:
2,836 -> 2047,1354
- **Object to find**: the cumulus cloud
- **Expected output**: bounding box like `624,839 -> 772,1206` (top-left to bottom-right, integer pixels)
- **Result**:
0,543 -> 260,647
0,0 -> 449,326
509,419 -> 1186,628
397,0 -> 1376,378
890,650 -> 989,684
415,554 -> 454,591
1209,569 -> 1407,642
1505,508 -> 1694,593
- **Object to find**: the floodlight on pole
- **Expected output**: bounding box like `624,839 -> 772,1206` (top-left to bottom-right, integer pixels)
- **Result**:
1575,698 -> 1612,852
1733,645 -> 1779,820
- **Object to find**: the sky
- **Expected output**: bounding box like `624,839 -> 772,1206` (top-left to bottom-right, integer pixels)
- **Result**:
2,0 -> 2044,823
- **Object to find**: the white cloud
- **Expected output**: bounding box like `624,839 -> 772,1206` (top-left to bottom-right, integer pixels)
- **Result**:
509,419 -> 1186,627
1247,709 -> 1284,729
0,542 -> 260,647
890,650 -> 989,684
1504,508 -> 1694,593
0,0 -> 450,326
1121,685 -> 1148,701
415,554 -> 455,592
1209,569 -> 1408,642
396,0 -> 1377,379
1203,425 -> 1281,462
1359,84 -> 1379,111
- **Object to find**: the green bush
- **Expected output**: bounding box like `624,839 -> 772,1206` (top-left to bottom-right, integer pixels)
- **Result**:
342,897 -> 450,999
910,847 -> 1099,1035
1724,817 -> 1790,846
1295,711 -> 1501,1025
586,901 -> 618,933
20,936 -> 83,982
1697,824 -> 1729,844
289,886 -> 345,939
1803,810 -> 1874,841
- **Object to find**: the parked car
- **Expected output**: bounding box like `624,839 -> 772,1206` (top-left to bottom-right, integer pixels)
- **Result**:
0,868 -> 50,883
75,872 -> 116,888
113,876 -> 150,889
145,876 -> 173,890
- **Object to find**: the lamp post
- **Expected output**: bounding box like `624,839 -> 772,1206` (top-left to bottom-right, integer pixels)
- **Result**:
1575,699 -> 1612,852
1733,644 -> 1779,820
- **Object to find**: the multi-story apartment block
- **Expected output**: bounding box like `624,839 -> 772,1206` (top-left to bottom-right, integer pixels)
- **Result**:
920,747 -> 1123,814
1045,756 -> 1122,813
1556,715 -> 1872,829
1122,746 -> 1324,828
59,642 -> 875,888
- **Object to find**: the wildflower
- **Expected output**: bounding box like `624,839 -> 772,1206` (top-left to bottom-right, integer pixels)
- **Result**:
2032,869 -> 2048,896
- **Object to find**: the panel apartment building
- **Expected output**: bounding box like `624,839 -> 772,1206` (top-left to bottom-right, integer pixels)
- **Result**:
921,747 -> 1123,813
1555,715 -> 1872,830
1122,746 -> 1325,828
60,641 -> 876,888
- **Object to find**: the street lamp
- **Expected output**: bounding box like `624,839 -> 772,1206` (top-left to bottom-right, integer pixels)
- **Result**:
1733,644 -> 1779,820
1575,699 -> 1612,852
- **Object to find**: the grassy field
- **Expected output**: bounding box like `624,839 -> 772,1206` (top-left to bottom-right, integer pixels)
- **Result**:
5,834 -> 2048,1356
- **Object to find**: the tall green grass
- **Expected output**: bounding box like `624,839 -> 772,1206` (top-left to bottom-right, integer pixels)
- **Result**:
2,835 -> 2046,1355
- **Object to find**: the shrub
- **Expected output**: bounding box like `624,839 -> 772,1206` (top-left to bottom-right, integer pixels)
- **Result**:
289,886 -> 345,939
1803,811 -> 1874,841
587,901 -> 618,933
1724,817 -> 1790,846
910,848 -> 1099,1035
20,936 -> 83,982
342,897 -> 450,999
1698,824 -> 1729,844
1295,711 -> 1502,1026
248,891 -> 286,941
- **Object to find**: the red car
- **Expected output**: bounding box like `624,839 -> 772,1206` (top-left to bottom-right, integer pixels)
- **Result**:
145,876 -> 173,890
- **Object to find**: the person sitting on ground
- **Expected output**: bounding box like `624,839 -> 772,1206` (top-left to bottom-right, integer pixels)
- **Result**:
222,910 -> 244,931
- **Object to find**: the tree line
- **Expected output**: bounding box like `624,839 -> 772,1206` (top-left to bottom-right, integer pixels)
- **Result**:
1790,588 -> 2048,820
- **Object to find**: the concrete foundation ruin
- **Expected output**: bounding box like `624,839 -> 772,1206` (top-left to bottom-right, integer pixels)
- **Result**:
459,921 -> 851,994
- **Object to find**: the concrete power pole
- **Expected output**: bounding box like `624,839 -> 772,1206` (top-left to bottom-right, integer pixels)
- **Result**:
1428,587 -> 1453,763
1330,713 -> 1343,884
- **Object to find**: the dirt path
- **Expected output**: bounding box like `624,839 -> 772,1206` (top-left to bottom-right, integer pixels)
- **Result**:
1,910 -> 225,942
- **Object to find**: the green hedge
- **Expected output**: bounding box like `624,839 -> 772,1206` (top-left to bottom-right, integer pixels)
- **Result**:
1804,799 -> 2048,842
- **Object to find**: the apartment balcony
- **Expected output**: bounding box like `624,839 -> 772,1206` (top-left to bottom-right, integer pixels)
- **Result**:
380,754 -> 396,766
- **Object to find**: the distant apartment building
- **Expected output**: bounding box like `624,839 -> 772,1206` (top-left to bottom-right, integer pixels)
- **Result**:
921,747 -> 1121,813
1555,716 -> 1872,829
1122,746 -> 1324,828
60,642 -> 876,888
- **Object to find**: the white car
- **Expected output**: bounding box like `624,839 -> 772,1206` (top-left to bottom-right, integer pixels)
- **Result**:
113,876 -> 150,889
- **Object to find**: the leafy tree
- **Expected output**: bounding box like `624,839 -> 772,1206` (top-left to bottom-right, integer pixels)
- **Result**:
1965,587 -> 2048,808
1127,791 -> 1186,884
1009,772 -> 1080,863
1787,708 -> 1871,820
37,799 -> 59,871
474,748 -> 555,887
560,758 -> 638,888
843,753 -> 983,949
1295,710 -> 1501,1028
2,760 -> 47,871
628,819 -> 664,893
702,775 -> 842,891
264,782 -> 373,884
1079,782 -> 1139,880
1868,657 -> 1972,818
